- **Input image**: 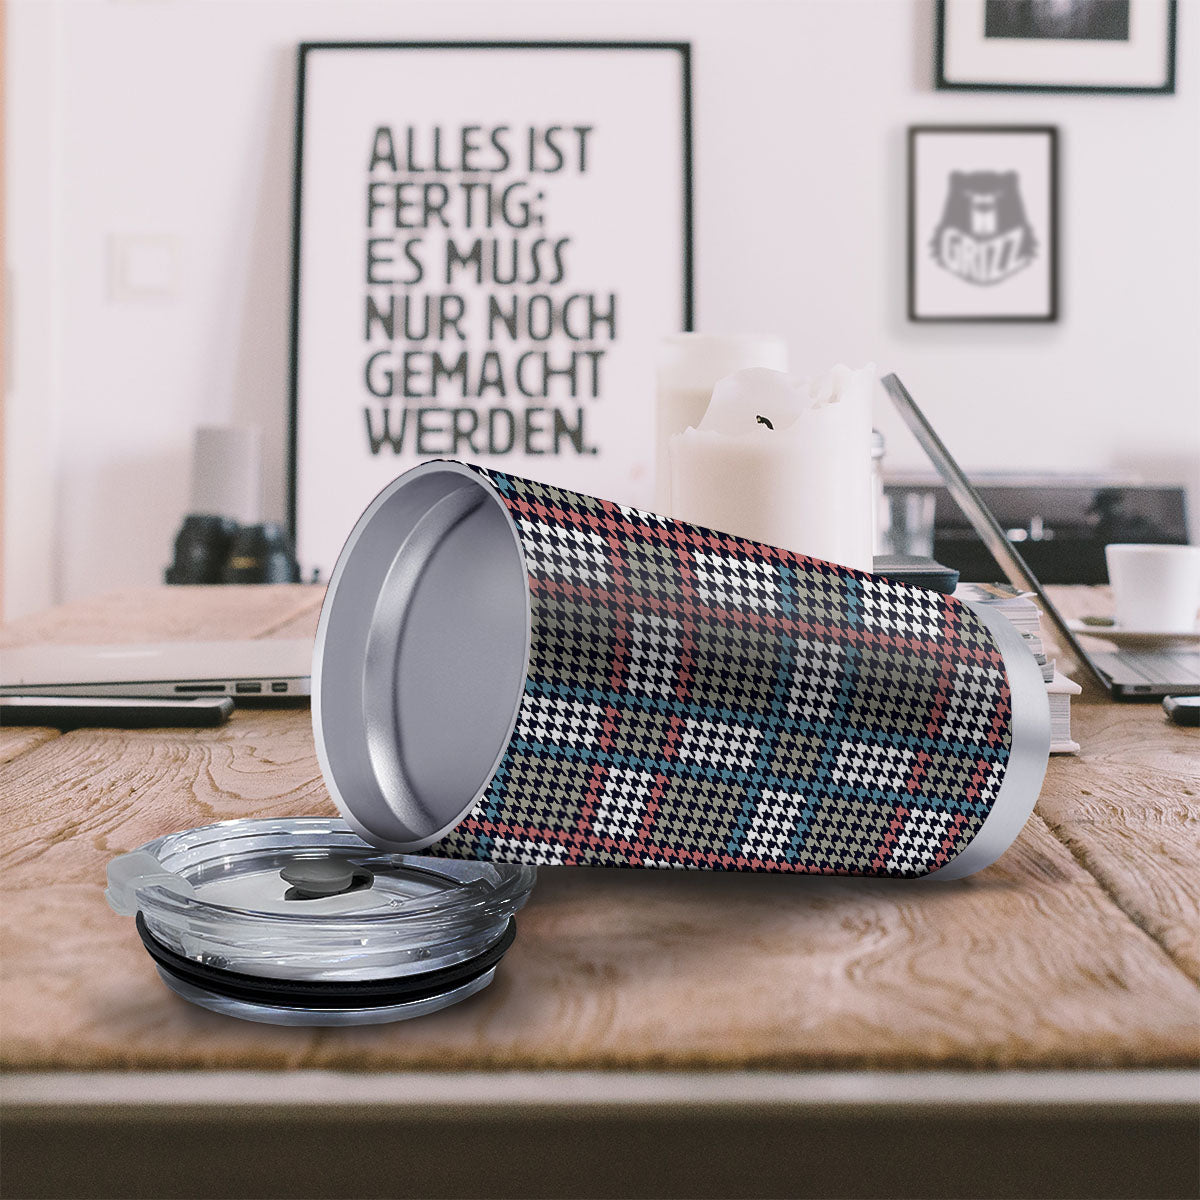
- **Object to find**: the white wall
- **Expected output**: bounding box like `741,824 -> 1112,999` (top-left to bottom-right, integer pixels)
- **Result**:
5,0 -> 1199,614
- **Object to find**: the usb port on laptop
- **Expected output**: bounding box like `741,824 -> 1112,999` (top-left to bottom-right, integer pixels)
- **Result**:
235,681 -> 262,695
271,681 -> 288,694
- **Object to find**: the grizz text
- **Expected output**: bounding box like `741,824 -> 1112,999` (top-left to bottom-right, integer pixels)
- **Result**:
936,227 -> 1030,285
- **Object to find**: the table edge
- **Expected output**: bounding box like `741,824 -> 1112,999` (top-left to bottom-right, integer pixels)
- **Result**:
4,1068 -> 1198,1110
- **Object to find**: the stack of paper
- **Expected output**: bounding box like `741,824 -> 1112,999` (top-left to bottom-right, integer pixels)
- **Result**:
955,582 -> 1080,754
1046,671 -> 1082,755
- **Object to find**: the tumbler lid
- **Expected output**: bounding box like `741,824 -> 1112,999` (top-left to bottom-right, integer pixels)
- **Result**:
312,461 -> 531,852
106,817 -> 535,1025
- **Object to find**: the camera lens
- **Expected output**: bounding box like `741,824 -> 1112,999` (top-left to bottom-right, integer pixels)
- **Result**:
221,523 -> 299,584
165,515 -> 239,585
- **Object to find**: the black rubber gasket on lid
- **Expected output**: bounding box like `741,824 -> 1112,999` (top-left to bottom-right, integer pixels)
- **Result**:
135,912 -> 516,1010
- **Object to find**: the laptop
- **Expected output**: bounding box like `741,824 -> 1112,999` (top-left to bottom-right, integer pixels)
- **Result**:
0,638 -> 312,700
881,374 -> 1200,700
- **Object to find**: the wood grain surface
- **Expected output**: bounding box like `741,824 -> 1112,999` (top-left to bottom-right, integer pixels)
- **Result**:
0,584 -> 323,649
1033,586 -> 1200,985
1,585 -> 1197,1073
0,725 -> 59,765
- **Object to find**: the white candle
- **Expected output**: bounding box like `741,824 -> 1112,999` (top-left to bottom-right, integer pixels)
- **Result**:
654,334 -> 788,515
669,365 -> 876,572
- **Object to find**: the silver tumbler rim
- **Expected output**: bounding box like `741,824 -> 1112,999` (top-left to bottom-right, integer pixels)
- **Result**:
312,461 -> 531,851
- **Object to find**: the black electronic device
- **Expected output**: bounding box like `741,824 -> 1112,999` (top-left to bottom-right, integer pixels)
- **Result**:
0,695 -> 234,729
1163,695 -> 1200,727
872,554 -> 960,595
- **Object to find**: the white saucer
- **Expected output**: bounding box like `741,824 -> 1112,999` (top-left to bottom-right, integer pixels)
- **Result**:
1068,620 -> 1200,650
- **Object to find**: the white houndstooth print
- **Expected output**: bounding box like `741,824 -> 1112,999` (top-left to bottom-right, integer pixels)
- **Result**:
860,577 -> 943,641
692,553 -> 782,612
830,740 -> 917,794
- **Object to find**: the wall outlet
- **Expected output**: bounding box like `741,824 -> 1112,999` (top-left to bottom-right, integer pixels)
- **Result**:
107,234 -> 180,301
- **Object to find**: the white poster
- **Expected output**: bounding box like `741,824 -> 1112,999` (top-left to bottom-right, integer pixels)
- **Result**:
908,126 -> 1057,323
290,42 -> 692,579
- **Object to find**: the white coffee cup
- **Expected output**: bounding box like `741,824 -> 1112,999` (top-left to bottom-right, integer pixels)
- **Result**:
1104,543 -> 1200,632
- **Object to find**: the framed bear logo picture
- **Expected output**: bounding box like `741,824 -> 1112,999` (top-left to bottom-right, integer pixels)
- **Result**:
908,126 -> 1058,322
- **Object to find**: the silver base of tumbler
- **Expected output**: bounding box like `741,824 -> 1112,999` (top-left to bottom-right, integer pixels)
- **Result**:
922,600 -> 1051,880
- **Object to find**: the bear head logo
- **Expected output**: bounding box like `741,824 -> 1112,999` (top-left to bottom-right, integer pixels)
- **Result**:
930,170 -> 1038,286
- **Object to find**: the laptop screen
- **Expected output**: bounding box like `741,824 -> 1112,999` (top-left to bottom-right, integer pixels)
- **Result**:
880,373 -> 1110,690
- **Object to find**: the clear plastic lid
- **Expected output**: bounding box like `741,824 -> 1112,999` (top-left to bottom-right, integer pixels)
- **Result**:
106,818 -> 536,983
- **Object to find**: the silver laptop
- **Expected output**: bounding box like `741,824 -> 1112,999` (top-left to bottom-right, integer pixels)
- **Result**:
0,638 -> 312,700
882,374 -> 1199,700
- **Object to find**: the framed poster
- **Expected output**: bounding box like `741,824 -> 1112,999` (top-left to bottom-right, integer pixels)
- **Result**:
289,41 -> 693,579
936,0 -> 1177,93
908,126 -> 1058,323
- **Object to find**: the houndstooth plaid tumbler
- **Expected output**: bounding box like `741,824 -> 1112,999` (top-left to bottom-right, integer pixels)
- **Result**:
313,461 -> 1049,879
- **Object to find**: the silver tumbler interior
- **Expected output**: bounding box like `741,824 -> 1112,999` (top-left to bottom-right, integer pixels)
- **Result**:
313,463 -> 530,850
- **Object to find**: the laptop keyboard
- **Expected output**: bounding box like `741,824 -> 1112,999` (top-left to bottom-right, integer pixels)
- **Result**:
1096,651 -> 1200,686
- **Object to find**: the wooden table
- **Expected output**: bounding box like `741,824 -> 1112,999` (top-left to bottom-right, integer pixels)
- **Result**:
2,585 -> 1197,1199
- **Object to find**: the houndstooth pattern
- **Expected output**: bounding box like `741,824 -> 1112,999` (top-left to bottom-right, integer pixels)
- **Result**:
427,468 -> 1013,877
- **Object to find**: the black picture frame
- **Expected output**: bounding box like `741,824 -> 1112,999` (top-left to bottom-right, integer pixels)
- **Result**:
907,125 -> 1059,324
286,40 -> 695,556
935,0 -> 1177,94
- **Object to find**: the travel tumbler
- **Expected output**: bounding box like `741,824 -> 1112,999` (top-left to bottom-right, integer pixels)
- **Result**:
313,461 -> 1049,879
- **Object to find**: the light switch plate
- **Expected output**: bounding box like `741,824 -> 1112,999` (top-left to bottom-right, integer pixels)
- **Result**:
108,234 -> 180,300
